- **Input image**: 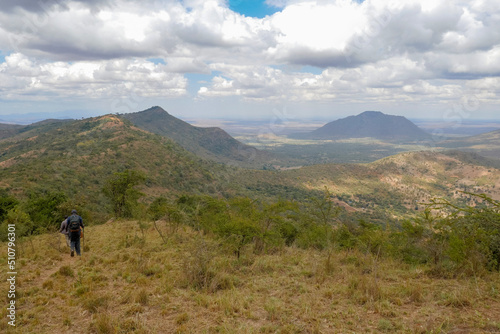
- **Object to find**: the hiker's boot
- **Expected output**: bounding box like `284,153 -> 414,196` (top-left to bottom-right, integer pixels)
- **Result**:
71,250 -> 74,257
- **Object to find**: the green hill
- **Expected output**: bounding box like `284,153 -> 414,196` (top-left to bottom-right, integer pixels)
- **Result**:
121,106 -> 276,168
0,123 -> 24,140
0,114 -> 225,219
0,119 -> 72,140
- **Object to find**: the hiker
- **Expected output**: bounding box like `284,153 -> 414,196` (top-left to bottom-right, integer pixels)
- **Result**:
59,216 -> 70,247
66,210 -> 84,257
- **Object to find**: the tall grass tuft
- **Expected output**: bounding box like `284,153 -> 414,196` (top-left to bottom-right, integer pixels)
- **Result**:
58,265 -> 74,277
88,312 -> 116,334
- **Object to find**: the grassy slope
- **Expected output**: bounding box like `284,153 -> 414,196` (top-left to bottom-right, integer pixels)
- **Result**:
0,220 -> 499,333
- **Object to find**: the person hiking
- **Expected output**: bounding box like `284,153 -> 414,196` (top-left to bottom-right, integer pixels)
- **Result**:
59,216 -> 70,248
66,210 -> 84,257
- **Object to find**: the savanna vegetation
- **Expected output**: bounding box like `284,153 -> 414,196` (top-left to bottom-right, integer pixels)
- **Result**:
0,185 -> 499,333
1,113 -> 500,333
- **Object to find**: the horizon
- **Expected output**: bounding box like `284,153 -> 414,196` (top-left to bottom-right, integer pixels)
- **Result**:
1,0 -> 500,123
2,108 -> 500,138
2,107 -> 500,125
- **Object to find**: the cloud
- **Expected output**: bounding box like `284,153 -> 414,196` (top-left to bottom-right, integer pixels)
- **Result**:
0,0 -> 117,13
0,53 -> 187,101
0,0 -> 499,118
0,1 -> 168,61
196,54 -> 493,109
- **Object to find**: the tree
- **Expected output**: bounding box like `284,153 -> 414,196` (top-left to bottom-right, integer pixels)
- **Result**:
255,199 -> 299,252
103,170 -> 146,218
0,189 -> 18,222
0,208 -> 33,242
148,196 -> 185,243
309,187 -> 342,249
25,190 -> 68,231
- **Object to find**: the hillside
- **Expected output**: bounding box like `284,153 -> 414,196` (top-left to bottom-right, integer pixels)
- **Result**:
439,129 -> 500,160
0,119 -> 73,141
2,113 -> 499,226
0,114 -> 225,218
234,150 -> 500,221
121,107 -> 277,169
291,111 -> 432,141
1,115 -> 500,333
1,219 -> 499,333
0,123 -> 24,140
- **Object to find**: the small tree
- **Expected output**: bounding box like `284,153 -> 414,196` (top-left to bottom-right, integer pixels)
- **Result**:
103,170 -> 146,218
309,187 -> 342,248
148,196 -> 185,243
0,189 -> 18,222
254,199 -> 299,253
306,188 -> 342,274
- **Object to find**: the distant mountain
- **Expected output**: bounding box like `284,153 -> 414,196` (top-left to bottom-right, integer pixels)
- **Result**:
291,111 -> 433,141
121,106 -> 275,168
0,123 -> 24,140
0,119 -> 73,140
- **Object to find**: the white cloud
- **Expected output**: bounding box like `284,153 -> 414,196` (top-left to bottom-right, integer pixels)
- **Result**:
0,53 -> 187,100
0,0 -> 499,118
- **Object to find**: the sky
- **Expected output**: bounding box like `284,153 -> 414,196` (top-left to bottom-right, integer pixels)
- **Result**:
0,0 -> 499,123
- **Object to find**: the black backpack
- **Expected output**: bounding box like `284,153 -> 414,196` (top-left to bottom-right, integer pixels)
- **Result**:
68,215 -> 80,233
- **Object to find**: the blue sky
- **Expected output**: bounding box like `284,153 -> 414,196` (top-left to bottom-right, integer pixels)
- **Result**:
1,0 -> 500,122
228,0 -> 280,18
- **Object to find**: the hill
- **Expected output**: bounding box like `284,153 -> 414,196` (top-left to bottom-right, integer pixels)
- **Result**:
121,106 -> 277,169
439,129 -> 500,160
233,150 -> 500,221
0,123 -> 24,140
2,112 -> 499,225
0,119 -> 73,140
291,111 -> 432,141
0,114 -> 226,219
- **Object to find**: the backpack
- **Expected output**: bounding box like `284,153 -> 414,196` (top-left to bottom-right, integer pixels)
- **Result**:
68,215 -> 80,233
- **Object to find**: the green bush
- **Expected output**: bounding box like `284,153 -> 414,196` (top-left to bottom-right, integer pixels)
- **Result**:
0,208 -> 34,241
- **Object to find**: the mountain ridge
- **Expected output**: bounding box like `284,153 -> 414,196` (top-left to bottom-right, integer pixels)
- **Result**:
0,114 -> 225,217
121,106 -> 276,168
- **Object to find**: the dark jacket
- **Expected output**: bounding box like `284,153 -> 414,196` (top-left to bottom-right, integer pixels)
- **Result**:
66,215 -> 84,240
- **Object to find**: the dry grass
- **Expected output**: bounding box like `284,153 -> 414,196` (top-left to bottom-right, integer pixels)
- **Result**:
1,220 -> 500,333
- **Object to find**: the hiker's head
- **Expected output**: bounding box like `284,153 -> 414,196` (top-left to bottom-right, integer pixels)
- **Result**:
71,209 -> 77,214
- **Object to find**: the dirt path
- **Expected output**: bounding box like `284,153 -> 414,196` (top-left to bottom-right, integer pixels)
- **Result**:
35,254 -> 75,286
25,233 -> 85,289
